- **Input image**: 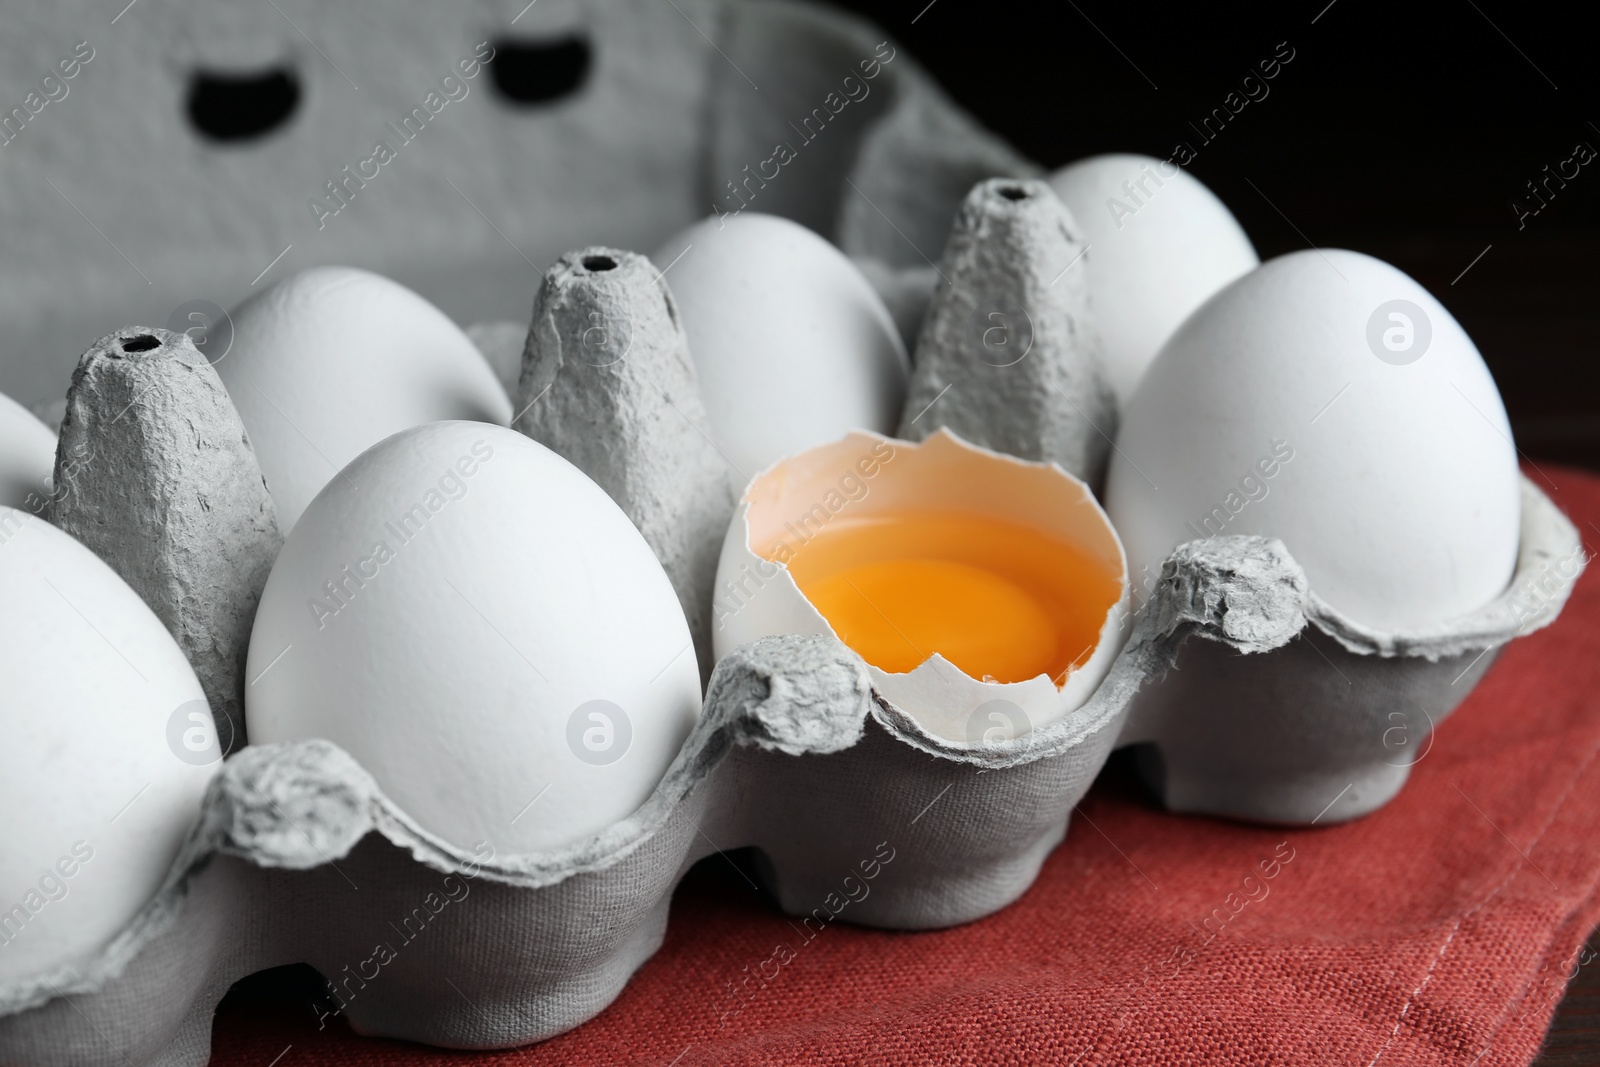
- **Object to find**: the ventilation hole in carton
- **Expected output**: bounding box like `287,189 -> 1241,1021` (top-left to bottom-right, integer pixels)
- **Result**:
583,254 -> 618,272
186,68 -> 300,143
489,36 -> 592,106
997,185 -> 1031,201
121,335 -> 162,353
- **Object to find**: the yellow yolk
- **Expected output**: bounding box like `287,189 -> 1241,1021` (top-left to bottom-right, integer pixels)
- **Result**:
774,512 -> 1122,685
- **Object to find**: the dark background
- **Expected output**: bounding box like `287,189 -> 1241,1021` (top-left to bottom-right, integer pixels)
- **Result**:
835,0 -> 1600,471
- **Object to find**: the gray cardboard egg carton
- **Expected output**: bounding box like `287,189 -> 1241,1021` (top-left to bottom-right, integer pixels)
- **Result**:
1,14 -> 1587,1067
3,230 -> 1584,1067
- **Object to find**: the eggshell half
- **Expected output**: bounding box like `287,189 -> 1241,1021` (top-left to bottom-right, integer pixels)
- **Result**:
653,214 -> 909,482
0,391 -> 56,513
1106,248 -> 1521,632
1049,154 -> 1258,404
245,422 -> 701,854
217,268 -> 513,532
0,508 -> 219,982
712,430 -> 1129,743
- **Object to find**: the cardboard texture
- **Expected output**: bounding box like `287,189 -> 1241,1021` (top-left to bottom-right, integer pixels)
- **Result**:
897,178 -> 1116,486
515,248 -> 736,682
47,329 -> 281,755
0,0 -> 1025,413
0,0 -> 1587,1062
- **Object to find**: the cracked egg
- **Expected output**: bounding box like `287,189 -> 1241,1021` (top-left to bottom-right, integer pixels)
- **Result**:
712,429 -> 1129,743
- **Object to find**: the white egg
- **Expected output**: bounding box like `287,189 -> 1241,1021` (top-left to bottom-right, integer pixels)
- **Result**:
1049,154 -> 1258,404
1106,249 -> 1521,632
653,214 -> 909,482
217,268 -> 513,532
0,391 -> 56,513
0,508 -> 219,982
245,422 -> 700,854
713,430 -> 1128,744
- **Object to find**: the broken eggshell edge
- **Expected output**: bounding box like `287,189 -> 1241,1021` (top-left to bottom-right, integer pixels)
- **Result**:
710,427 -> 1132,746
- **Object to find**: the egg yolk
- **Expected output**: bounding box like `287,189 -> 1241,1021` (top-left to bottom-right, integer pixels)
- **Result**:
775,512 -> 1121,685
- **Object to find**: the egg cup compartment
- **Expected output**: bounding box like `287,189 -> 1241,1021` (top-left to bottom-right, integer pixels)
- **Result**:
4,531 -> 1354,1064
1117,476 -> 1584,825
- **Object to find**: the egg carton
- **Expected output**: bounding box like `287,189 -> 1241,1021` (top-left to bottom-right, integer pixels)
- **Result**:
0,263 -> 1583,1065
2,4 -> 1588,1063
3,481 -> 1572,1067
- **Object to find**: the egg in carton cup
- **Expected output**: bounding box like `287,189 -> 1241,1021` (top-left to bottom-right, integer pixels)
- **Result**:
0,126 -> 1587,1067
1100,241 -> 1584,823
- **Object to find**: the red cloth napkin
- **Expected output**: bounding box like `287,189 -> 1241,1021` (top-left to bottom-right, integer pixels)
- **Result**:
211,465 -> 1600,1067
